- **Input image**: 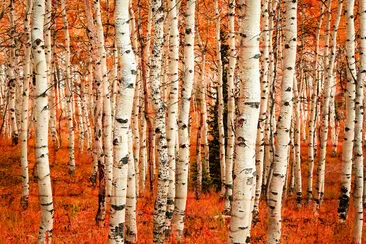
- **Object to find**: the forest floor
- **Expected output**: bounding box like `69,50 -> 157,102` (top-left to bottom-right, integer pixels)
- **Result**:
0,136 -> 365,243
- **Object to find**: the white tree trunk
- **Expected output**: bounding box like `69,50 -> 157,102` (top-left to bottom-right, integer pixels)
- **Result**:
83,0 -> 104,193
61,0 -> 75,174
32,0 -> 54,241
93,0 -> 113,201
81,80 -> 92,151
228,0 -> 261,242
109,0 -> 137,241
126,132 -> 137,243
293,77 -> 302,205
353,0 -> 365,242
173,0 -> 196,239
20,0 -> 33,210
253,0 -> 270,217
148,0 -> 170,242
267,0 -> 297,242
45,0 -> 58,149
316,0 -> 342,206
132,75 -> 140,197
215,0 -> 226,198
307,2 -> 325,202
338,0 -> 357,222
329,76 -> 337,156
224,0 -> 236,214
7,0 -> 18,145
263,0 -> 279,190
165,0 -> 179,233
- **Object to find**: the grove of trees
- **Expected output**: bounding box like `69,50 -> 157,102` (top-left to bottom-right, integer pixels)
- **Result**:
0,0 -> 365,243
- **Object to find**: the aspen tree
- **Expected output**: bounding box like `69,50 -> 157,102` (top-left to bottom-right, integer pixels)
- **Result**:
173,0 -> 196,239
161,19 -> 171,104
224,0 -> 236,214
215,0 -> 226,197
136,3 -> 148,191
194,23 -> 209,199
322,0 -> 333,85
81,80 -> 92,151
109,0 -> 137,241
45,0 -> 58,149
329,77 -> 338,156
165,0 -> 180,233
338,0 -> 356,221
289,126 -> 295,195
196,26 -> 210,185
308,2 -> 325,202
353,0 -> 365,242
147,0 -> 171,241
293,77 -> 302,204
88,0 -> 113,197
317,0 -> 342,206
254,0 -> 270,217
84,0 -> 107,223
195,97 -> 203,200
196,142 -> 203,197
94,0 -> 114,200
263,0 -> 279,190
132,77 -> 140,196
83,0 -> 103,191
61,0 -> 75,173
52,29 -> 62,123
126,132 -> 137,243
136,0 -> 153,193
228,0 -> 261,242
20,0 -> 33,210
8,0 -> 18,145
32,0 -> 54,241
267,0 -> 297,242
129,6 -> 140,196
300,82 -> 308,143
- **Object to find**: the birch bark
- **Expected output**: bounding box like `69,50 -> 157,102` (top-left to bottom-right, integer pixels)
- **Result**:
173,0 -> 196,239
228,0 -> 261,242
267,0 -> 297,242
32,0 -> 54,241
20,0 -> 33,210
109,0 -> 137,242
338,0 -> 357,222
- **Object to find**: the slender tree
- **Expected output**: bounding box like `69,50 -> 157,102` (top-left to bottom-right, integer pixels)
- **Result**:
165,0 -> 180,233
94,0 -> 114,200
173,0 -> 196,239
267,0 -> 297,242
353,0 -> 365,242
316,0 -> 342,206
45,0 -> 58,149
7,0 -> 19,145
32,0 -> 54,241
61,0 -> 75,174
20,0 -> 33,210
228,0 -> 261,242
254,0 -> 270,217
307,2 -> 325,202
215,0 -> 226,197
109,0 -> 137,241
126,132 -> 137,243
148,0 -> 170,241
338,0 -> 356,222
224,0 -> 236,214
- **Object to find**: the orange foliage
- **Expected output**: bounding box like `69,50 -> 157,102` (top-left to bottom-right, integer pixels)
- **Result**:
0,133 -> 365,243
